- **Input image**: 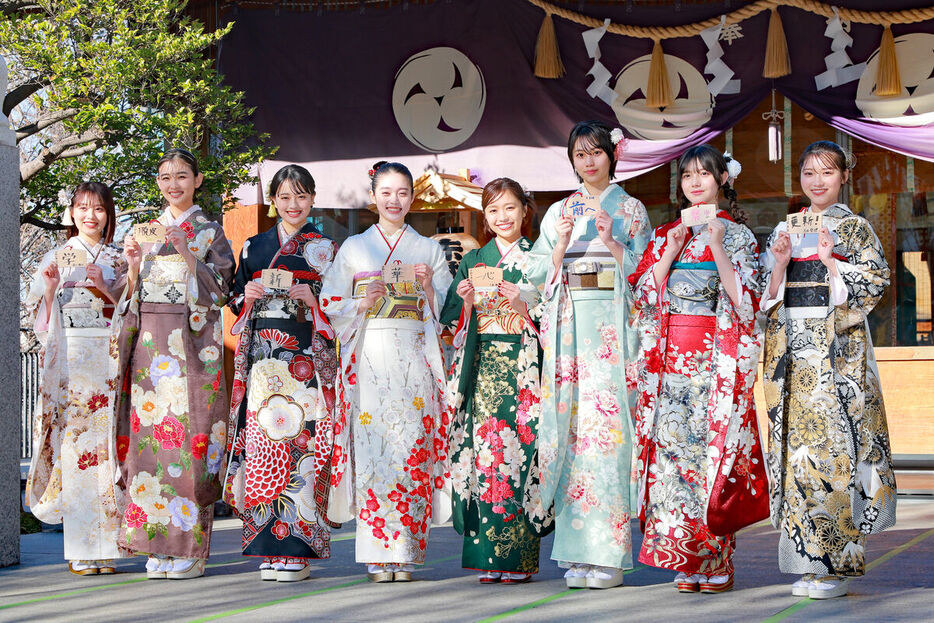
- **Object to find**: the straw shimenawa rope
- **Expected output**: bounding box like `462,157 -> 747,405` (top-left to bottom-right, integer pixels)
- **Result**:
526,0 -> 934,99
524,0 -> 934,38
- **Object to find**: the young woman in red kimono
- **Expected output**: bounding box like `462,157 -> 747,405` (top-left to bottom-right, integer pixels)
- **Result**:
630,145 -> 768,593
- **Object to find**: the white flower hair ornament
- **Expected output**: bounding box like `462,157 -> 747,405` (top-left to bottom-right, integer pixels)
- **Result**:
58,189 -> 74,226
724,152 -> 742,184
610,127 -> 628,160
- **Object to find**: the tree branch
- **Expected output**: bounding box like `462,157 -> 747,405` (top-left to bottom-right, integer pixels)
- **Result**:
15,107 -> 79,142
19,129 -> 104,182
20,214 -> 67,231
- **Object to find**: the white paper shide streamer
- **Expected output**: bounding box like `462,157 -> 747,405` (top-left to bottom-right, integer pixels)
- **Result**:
701,16 -> 741,97
582,18 -> 617,107
815,8 -> 866,90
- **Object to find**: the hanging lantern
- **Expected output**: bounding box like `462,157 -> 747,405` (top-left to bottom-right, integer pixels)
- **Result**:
762,88 -> 784,163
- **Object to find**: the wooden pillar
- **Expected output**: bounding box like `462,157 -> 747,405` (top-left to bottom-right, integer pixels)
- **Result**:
221,202 -> 275,390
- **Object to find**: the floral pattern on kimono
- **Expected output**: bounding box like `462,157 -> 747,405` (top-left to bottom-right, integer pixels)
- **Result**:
223,223 -> 338,559
761,203 -> 896,576
526,184 -> 650,569
441,238 -> 550,574
630,214 -> 766,576
320,225 -> 453,564
25,240 -> 127,561
114,207 -> 234,559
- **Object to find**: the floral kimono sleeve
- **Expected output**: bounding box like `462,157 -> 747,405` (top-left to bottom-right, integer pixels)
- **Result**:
833,216 -> 890,331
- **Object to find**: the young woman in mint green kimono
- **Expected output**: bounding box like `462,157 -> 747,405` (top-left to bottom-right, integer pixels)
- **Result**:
441,178 -> 551,585
527,120 -> 650,589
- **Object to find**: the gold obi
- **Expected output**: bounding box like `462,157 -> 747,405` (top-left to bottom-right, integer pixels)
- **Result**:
353,275 -> 426,321
58,285 -> 113,329
473,288 -> 525,335
140,255 -> 189,304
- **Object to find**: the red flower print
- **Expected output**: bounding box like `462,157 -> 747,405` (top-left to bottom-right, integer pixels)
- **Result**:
288,355 -> 315,382
125,503 -> 147,528
422,415 -> 433,434
190,433 -> 209,460
293,429 -> 311,450
116,436 -> 129,462
418,538 -> 426,551
180,221 -> 195,239
271,520 -> 290,540
517,424 -> 535,445
231,383 -> 246,405
131,409 -> 141,434
401,514 -> 413,527
87,393 -> 108,412
434,476 -> 445,489
396,501 -> 409,514
359,508 -> 371,521
211,371 -> 220,392
347,373 -> 357,386
373,527 -> 386,540
388,490 -> 402,502
153,416 -> 186,450
77,452 -> 99,470
280,239 -> 298,255
257,328 -> 299,350
372,517 -> 385,529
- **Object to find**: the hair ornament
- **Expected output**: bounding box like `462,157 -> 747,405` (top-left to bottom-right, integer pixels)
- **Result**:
724,151 -> 742,182
267,201 -> 277,219
610,127 -> 628,160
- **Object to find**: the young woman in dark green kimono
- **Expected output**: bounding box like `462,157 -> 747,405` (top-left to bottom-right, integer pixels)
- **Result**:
441,178 -> 551,584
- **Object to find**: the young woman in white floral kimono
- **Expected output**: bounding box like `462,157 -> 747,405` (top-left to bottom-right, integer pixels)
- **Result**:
115,149 -> 235,579
762,141 -> 896,599
527,121 -> 651,589
320,162 -> 452,583
25,182 -> 126,575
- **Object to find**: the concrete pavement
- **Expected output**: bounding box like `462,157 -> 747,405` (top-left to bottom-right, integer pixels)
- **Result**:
1,498 -> 932,623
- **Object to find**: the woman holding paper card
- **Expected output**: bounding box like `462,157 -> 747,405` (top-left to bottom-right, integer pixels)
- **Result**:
319,161 -> 452,582
440,178 -> 550,584
223,165 -> 338,581
762,141 -> 895,599
526,121 -> 650,589
629,146 -> 766,594
114,148 -> 235,579
25,182 -> 127,575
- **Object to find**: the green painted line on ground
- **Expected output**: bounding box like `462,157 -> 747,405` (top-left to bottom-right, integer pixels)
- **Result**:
761,527 -> 934,623
475,565 -> 647,623
0,577 -> 149,610
186,578 -> 369,622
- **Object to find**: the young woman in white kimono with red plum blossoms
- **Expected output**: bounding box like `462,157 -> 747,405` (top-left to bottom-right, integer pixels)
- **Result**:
320,162 -> 452,583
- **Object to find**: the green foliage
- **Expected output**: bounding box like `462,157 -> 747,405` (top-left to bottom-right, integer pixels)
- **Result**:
0,0 -> 274,227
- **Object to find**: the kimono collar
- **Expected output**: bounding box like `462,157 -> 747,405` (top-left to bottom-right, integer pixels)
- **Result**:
577,183 -> 618,202
806,203 -> 852,219
375,223 -> 407,243
159,204 -> 200,227
68,235 -> 103,255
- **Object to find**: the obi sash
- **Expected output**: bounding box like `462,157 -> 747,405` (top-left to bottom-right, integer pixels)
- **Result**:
58,284 -> 114,329
472,288 -> 525,335
353,273 -> 426,321
139,255 -> 188,305
563,258 -> 616,291
785,258 -> 829,308
668,261 -> 719,316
